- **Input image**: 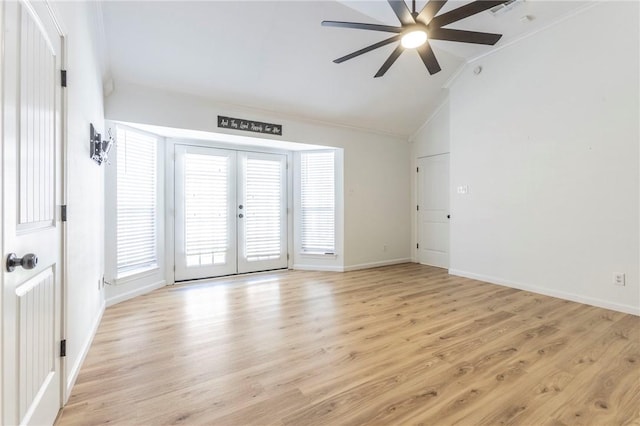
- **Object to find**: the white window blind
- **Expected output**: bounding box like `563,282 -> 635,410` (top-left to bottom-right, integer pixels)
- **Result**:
184,153 -> 229,267
300,151 -> 335,254
244,157 -> 282,261
116,127 -> 158,276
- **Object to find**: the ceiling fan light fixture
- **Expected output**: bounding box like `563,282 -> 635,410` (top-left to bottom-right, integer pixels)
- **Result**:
401,30 -> 427,49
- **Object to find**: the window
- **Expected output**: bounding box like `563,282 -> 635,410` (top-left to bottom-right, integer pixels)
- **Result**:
300,151 -> 335,254
116,127 -> 158,276
183,152 -> 229,267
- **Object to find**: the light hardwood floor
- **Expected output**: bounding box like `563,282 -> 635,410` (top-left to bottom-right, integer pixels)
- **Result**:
57,264 -> 640,425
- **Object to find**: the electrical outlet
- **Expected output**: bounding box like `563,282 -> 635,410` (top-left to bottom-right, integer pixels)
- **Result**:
613,273 -> 625,286
457,185 -> 469,194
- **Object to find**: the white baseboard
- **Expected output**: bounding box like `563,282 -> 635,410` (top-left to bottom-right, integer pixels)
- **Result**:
105,280 -> 166,307
448,269 -> 640,316
65,300 -> 105,403
292,264 -> 344,272
343,258 -> 412,272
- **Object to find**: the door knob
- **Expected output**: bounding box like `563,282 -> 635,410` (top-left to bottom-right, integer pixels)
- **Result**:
6,253 -> 38,272
238,213 -> 244,218
238,205 -> 244,210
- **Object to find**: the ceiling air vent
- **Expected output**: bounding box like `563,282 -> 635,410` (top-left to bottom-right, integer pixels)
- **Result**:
489,0 -> 524,16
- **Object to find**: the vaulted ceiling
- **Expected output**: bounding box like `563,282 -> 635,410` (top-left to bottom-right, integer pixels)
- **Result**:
100,1 -> 588,137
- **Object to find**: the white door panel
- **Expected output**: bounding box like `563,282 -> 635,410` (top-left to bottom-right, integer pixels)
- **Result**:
175,146 -> 237,280
237,152 -> 287,273
418,154 -> 450,268
2,1 -> 63,424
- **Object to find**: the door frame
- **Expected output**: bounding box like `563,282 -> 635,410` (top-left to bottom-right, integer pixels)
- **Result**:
165,137 -> 293,285
416,153 -> 450,269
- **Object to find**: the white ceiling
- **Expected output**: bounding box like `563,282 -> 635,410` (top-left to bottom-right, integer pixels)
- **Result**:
100,0 -> 589,138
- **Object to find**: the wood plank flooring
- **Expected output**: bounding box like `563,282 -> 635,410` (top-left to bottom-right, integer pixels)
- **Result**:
57,264 -> 640,425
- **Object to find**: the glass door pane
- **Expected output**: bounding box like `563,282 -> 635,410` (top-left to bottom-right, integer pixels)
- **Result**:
237,152 -> 288,273
175,145 -> 237,280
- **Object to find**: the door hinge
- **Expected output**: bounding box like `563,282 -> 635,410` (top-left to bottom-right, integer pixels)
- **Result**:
416,205 -> 419,211
61,70 -> 67,87
416,243 -> 419,249
61,205 -> 67,222
60,339 -> 66,357
416,167 -> 419,173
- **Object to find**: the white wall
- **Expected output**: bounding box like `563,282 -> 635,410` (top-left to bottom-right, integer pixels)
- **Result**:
447,2 -> 639,314
52,1 -> 107,399
105,82 -> 412,271
410,101 -> 451,261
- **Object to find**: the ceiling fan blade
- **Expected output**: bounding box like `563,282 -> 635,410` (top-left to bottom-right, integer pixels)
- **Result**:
334,35 -> 402,64
388,0 -> 414,25
430,0 -> 508,28
417,0 -> 447,24
429,28 -> 502,45
374,45 -> 404,78
322,20 -> 402,33
417,42 -> 441,75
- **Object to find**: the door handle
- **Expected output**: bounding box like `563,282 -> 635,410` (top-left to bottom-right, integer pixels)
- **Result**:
447,214 -> 450,219
6,253 -> 38,272
238,213 -> 244,219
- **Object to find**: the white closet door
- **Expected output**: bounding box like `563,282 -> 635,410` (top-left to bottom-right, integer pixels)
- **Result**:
174,145 -> 237,280
2,2 -> 63,424
237,152 -> 288,273
417,154 -> 450,268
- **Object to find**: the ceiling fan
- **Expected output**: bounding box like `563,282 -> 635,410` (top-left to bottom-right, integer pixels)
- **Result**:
322,0 -> 509,77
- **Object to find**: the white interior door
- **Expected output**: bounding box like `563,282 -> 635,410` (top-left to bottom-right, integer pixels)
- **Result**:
237,152 -> 287,274
174,146 -> 288,281
174,145 -> 238,280
2,1 -> 63,425
417,154 -> 450,268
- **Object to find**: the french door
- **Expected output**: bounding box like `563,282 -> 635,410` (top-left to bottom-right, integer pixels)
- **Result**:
174,145 -> 288,281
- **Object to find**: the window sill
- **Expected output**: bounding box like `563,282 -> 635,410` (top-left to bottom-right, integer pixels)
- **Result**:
299,252 -> 338,259
114,265 -> 160,285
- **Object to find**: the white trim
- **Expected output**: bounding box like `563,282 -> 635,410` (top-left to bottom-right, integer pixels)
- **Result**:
114,265 -> 159,284
292,264 -> 343,272
343,258 -> 412,272
65,300 -> 105,403
92,1 -> 111,86
179,98 -> 406,141
442,63 -> 467,90
19,0 -> 55,53
448,269 -> 640,317
173,268 -> 290,287
298,252 -> 338,259
444,2 -> 599,90
43,0 -> 66,37
466,2 -> 598,65
408,99 -> 450,142
105,280 -> 165,307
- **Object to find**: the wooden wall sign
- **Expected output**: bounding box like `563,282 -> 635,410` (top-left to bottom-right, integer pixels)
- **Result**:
218,116 -> 283,136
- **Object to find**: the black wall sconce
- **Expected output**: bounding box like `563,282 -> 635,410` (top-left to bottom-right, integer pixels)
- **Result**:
90,123 -> 114,165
